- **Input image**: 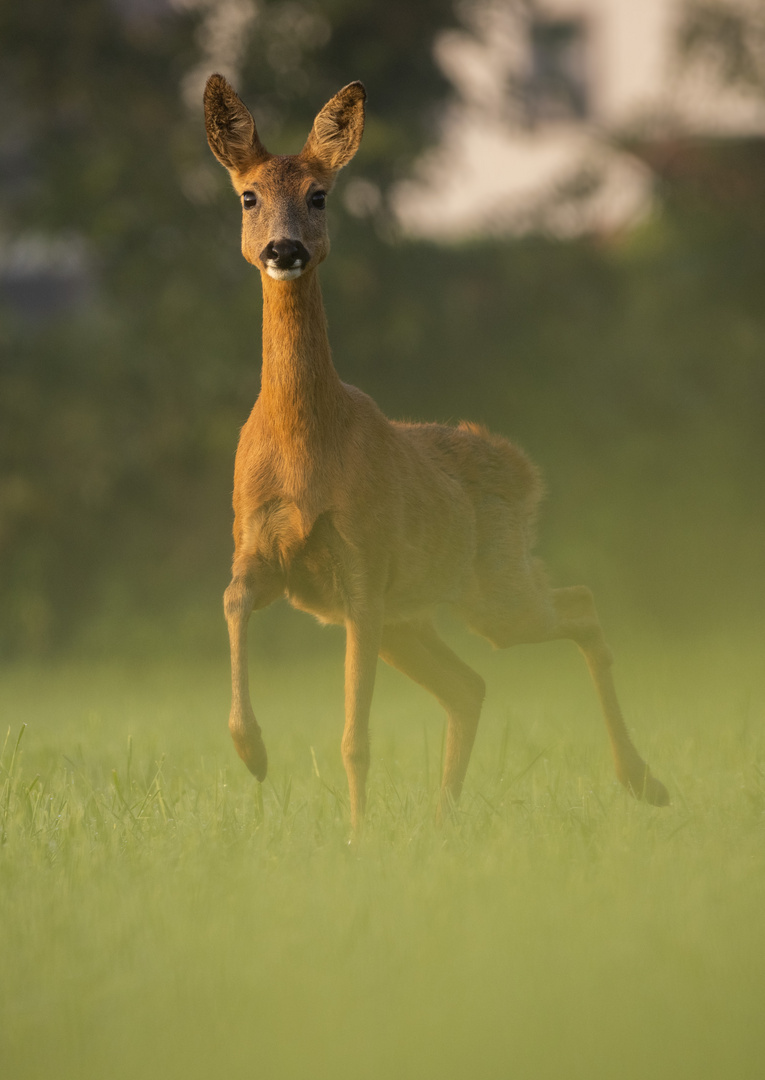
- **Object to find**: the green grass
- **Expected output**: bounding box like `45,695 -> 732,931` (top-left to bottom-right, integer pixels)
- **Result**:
1,627 -> 764,1080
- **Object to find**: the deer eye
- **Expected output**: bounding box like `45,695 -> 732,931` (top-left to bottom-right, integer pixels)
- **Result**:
310,190 -> 326,210
242,191 -> 257,210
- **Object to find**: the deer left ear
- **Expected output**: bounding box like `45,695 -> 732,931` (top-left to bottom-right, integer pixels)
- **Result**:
204,73 -> 269,173
301,82 -> 366,173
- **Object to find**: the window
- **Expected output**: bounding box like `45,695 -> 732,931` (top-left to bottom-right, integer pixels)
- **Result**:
525,18 -> 589,125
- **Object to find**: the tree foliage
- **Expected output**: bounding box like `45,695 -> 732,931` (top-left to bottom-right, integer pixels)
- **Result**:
1,0 -> 764,656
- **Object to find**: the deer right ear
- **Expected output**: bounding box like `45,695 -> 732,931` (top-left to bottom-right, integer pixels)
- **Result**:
301,81 -> 366,174
204,74 -> 269,172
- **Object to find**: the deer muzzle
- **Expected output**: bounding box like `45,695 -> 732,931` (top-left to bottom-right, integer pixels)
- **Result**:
261,239 -> 311,280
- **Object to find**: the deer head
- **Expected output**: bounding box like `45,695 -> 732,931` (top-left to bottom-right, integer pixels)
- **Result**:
204,74 -> 366,280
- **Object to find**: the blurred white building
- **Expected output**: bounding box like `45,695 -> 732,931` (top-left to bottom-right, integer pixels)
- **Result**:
393,0 -> 765,239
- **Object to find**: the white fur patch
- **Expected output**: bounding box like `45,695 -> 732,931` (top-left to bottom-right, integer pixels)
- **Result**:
265,266 -> 304,280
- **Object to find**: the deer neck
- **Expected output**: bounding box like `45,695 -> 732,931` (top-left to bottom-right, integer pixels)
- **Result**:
259,269 -> 345,443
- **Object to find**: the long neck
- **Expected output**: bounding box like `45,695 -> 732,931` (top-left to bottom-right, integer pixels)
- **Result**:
259,269 -> 345,440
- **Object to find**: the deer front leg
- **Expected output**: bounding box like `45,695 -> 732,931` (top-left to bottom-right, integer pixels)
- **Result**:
223,560 -> 284,780
342,599 -> 384,836
379,621 -> 486,821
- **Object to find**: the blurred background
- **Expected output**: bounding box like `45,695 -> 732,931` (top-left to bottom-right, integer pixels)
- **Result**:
1,0 -> 763,660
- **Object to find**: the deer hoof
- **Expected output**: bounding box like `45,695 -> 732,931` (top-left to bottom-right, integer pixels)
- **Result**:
618,761 -> 670,807
230,724 -> 268,781
639,772 -> 670,807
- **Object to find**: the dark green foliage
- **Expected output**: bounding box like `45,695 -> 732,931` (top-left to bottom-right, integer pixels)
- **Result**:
1,2 -> 763,655
678,1 -> 765,92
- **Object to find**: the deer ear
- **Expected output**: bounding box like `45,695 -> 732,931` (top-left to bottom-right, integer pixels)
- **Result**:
301,82 -> 366,173
204,74 -> 268,172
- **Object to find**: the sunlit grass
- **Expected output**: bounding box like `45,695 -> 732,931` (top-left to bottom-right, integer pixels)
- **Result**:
1,628 -> 764,1080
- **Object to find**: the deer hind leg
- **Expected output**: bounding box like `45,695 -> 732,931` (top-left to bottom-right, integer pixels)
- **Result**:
223,557 -> 285,780
465,579 -> 669,807
550,585 -> 669,805
379,621 -> 486,818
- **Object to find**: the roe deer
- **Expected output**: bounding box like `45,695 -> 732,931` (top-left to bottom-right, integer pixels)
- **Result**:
204,74 -> 669,832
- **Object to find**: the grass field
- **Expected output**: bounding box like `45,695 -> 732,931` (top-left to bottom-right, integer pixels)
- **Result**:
1,623 -> 764,1080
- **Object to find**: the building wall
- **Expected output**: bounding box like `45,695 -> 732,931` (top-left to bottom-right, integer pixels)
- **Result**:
392,0 -> 765,239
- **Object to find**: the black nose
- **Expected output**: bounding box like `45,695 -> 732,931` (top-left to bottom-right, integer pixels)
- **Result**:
261,239 -> 310,270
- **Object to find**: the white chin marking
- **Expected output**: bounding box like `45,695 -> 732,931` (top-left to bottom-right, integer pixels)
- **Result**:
266,265 -> 304,281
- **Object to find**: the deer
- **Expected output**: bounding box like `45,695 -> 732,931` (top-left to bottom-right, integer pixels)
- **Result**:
203,73 -> 669,835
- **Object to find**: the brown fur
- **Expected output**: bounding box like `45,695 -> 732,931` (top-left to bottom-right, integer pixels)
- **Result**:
204,75 -> 669,832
